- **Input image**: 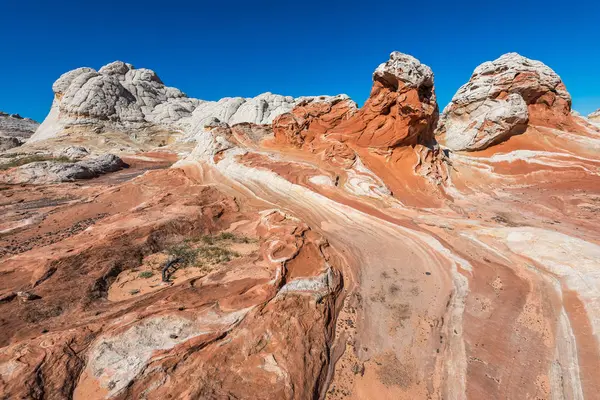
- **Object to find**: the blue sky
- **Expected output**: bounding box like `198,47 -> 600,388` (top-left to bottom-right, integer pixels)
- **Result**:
1,0 -> 599,122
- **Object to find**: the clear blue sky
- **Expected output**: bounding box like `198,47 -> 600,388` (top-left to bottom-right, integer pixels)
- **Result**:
1,0 -> 599,122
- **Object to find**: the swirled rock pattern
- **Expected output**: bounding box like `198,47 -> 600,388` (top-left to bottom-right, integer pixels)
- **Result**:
330,51 -> 439,149
437,53 -> 572,151
1,51 -> 600,400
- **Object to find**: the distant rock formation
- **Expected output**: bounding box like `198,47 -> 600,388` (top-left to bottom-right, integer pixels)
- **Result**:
589,108 -> 600,122
0,112 -> 39,139
29,61 -> 349,143
0,112 -> 40,150
437,53 -> 571,151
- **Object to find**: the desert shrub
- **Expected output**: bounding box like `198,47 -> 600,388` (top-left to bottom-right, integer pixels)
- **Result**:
166,239 -> 241,268
167,243 -> 200,267
138,271 -> 154,279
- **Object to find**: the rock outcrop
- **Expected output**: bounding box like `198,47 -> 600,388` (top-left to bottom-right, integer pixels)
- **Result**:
0,154 -> 127,184
270,51 -> 447,200
272,95 -> 357,148
0,112 -> 39,139
29,61 -> 349,144
589,108 -> 600,122
0,136 -> 24,151
437,53 -> 571,151
331,51 -> 438,149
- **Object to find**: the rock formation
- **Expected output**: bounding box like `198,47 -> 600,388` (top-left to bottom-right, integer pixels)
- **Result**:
1,51 -> 600,400
0,112 -> 40,151
331,51 -> 438,149
0,136 -> 24,151
29,61 -> 349,144
271,51 -> 446,202
0,112 -> 39,139
589,108 -> 600,122
0,153 -> 127,184
272,95 -> 357,148
437,53 -> 572,151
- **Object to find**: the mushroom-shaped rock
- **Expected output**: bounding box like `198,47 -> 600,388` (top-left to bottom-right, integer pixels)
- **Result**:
437,53 -> 572,151
330,51 -> 439,149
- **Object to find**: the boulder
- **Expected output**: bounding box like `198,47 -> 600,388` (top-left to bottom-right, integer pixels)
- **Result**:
0,154 -> 127,184
57,146 -> 90,160
0,135 -> 24,151
437,53 -> 571,151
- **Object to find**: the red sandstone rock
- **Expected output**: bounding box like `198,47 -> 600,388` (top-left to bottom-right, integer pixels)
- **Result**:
2,52 -> 600,400
329,52 -> 438,150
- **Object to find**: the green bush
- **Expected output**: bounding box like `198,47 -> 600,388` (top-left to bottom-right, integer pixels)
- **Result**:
167,243 -> 200,267
138,271 -> 154,278
166,239 -> 241,268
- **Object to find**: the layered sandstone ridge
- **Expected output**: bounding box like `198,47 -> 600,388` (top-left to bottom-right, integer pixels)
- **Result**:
29,61 -> 349,144
0,112 -> 39,139
0,112 -> 40,151
589,108 -> 600,122
271,51 -> 447,201
437,53 -> 572,151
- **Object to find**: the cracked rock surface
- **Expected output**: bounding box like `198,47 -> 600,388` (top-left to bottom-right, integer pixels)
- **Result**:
437,53 -> 571,151
29,61 -> 350,144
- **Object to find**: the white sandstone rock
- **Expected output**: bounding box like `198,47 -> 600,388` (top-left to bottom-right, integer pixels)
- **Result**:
29,61 -> 350,145
0,154 -> 127,184
373,51 -> 434,89
0,112 -> 40,139
438,53 -> 571,151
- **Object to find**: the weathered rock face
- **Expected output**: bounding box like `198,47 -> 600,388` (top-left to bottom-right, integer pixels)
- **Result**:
0,165 -> 344,399
0,136 -> 24,151
437,53 -> 572,151
331,51 -> 439,150
589,108 -> 600,122
272,95 -> 357,148
0,112 -> 39,139
270,52 -> 446,202
29,61 -> 349,144
0,154 -> 127,184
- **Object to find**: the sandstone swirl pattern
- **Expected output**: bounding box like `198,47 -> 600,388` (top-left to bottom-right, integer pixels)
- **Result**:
0,52 -> 599,400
